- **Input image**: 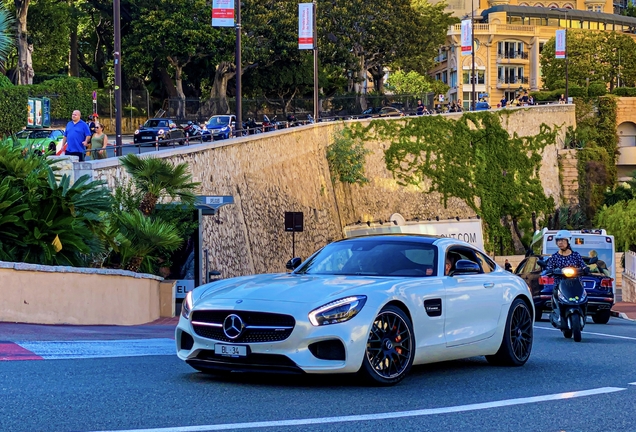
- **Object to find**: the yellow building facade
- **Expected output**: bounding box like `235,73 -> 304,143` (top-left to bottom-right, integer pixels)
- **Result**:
430,3 -> 636,108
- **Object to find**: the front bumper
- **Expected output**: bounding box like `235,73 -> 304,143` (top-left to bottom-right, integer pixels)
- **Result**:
175,299 -> 372,374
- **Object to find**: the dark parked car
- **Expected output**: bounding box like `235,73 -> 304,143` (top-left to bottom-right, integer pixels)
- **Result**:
515,255 -> 614,323
134,118 -> 185,145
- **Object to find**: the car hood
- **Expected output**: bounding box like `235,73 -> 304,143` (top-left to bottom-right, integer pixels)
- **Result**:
195,273 -> 395,305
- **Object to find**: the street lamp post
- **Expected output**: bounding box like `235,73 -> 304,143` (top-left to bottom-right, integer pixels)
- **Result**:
471,0 -> 476,111
235,0 -> 242,134
113,0 -> 122,156
312,0 -> 318,121
565,9 -> 569,103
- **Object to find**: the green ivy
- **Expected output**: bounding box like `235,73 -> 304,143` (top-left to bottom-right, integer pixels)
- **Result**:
574,95 -> 618,223
326,127 -> 371,185
345,112 -> 557,252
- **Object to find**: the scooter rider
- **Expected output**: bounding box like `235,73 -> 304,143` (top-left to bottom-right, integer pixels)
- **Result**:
546,229 -> 586,294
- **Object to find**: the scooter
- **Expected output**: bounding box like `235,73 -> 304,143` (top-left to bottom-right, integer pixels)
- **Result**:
539,258 -> 596,342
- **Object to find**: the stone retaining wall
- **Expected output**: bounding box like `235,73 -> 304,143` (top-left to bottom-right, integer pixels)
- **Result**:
79,105 -> 575,279
0,262 -> 175,325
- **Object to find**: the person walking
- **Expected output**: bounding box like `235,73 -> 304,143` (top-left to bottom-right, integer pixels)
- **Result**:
91,122 -> 109,159
62,110 -> 91,162
416,99 -> 425,115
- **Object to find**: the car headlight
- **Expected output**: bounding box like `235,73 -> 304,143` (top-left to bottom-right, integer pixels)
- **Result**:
182,291 -> 193,319
308,295 -> 367,326
158,129 -> 165,135
221,126 -> 229,131
134,129 -> 139,135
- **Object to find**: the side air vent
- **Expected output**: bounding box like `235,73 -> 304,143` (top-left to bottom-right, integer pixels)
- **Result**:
424,299 -> 442,317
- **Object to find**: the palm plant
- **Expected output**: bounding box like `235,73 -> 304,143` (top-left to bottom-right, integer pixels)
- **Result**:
115,210 -> 183,272
119,154 -> 199,216
0,7 -> 14,73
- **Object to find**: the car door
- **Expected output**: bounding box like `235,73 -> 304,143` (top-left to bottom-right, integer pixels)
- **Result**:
444,247 -> 503,347
515,256 -> 541,298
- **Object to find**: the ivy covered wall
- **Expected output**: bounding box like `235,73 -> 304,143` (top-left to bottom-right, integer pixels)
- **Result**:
343,110 -> 562,253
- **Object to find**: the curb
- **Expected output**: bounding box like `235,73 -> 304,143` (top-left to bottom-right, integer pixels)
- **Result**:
611,310 -> 636,322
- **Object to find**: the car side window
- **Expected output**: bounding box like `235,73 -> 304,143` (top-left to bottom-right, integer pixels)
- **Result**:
446,247 -> 482,275
475,251 -> 495,273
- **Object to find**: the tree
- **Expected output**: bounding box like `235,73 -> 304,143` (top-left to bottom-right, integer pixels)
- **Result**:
26,0 -> 69,74
14,0 -> 33,84
126,0 -> 219,117
595,200 -> 636,252
540,31 -> 636,91
386,70 -> 450,96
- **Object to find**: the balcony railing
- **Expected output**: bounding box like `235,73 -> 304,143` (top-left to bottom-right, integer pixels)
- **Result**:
450,24 -> 537,34
497,77 -> 529,85
497,51 -> 529,60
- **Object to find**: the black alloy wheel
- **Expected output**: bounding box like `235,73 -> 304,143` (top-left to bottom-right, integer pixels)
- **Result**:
359,305 -> 415,386
486,298 -> 533,366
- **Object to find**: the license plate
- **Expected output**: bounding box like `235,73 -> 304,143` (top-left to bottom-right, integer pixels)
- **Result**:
214,344 -> 247,357
142,135 -> 152,139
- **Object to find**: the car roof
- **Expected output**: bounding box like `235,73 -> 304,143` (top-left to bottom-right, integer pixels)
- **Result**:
336,234 -> 442,245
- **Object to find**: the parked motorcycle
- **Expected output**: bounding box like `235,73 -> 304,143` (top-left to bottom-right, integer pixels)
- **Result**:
286,114 -> 303,127
538,258 -> 596,342
243,118 -> 262,135
182,121 -> 210,141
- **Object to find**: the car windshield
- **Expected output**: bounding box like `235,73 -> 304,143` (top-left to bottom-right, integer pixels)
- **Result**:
208,116 -> 230,126
15,130 -> 32,139
144,119 -> 169,128
296,239 -> 438,277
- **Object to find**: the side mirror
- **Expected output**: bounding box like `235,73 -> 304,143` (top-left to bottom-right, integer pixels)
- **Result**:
452,259 -> 481,275
537,259 -> 547,269
286,257 -> 302,271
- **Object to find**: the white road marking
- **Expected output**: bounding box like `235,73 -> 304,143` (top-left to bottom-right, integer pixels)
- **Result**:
89,386 -> 626,432
16,338 -> 175,360
534,326 -> 636,341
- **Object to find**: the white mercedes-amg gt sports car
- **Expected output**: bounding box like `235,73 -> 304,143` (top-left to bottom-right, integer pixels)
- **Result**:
176,235 -> 534,385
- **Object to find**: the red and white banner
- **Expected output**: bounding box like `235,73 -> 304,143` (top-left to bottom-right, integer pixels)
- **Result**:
461,19 -> 472,56
298,3 -> 314,50
212,0 -> 234,27
555,29 -> 566,59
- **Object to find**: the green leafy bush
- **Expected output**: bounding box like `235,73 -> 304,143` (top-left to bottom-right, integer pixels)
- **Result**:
0,86 -> 28,137
588,82 -> 607,97
612,87 -> 636,97
30,77 -> 93,120
0,74 -> 13,88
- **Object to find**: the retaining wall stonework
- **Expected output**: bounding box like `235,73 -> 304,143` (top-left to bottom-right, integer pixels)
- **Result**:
77,105 -> 575,279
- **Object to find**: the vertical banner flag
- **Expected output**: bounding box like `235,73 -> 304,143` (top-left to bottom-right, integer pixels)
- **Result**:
298,3 -> 314,49
555,29 -> 566,59
212,0 -> 235,27
461,19 -> 472,56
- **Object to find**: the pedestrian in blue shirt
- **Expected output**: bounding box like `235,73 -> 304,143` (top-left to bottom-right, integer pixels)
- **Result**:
62,110 -> 91,162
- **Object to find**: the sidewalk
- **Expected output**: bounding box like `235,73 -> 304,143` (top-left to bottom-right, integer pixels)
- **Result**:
612,302 -> 636,321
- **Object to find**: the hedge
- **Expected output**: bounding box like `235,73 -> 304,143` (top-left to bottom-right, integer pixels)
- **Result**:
0,86 -> 29,137
29,77 -> 93,120
612,87 -> 636,97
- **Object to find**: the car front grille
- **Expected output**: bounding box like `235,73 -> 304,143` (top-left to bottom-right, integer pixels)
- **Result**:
191,310 -> 295,343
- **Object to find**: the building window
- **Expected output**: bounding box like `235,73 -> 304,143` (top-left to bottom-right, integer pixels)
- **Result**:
450,71 -> 458,88
498,41 -> 525,59
504,91 -> 517,102
463,70 -> 485,84
539,42 -> 545,53
498,66 -> 526,84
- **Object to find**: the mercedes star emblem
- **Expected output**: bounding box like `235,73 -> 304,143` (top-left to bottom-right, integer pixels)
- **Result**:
223,314 -> 244,339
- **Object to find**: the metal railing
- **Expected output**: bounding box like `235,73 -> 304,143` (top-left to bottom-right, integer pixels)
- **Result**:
625,251 -> 636,280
